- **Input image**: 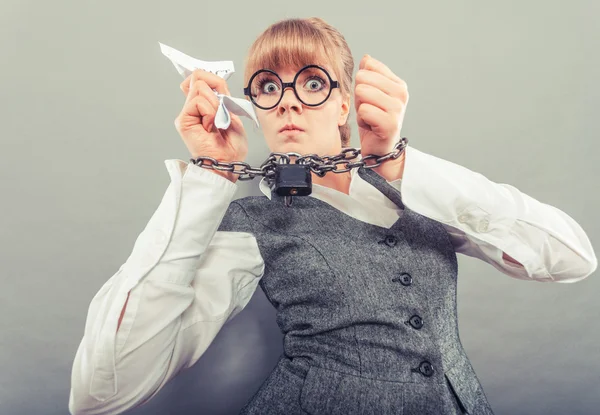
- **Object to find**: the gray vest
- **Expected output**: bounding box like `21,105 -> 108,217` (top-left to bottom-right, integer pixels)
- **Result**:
217,166 -> 495,415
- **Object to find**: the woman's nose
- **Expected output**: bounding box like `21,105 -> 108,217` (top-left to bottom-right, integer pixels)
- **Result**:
277,86 -> 302,113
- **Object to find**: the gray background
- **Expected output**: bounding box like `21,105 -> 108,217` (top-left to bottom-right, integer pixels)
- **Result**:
1,0 -> 598,414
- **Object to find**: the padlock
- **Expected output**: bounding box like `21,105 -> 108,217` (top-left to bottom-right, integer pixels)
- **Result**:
271,163 -> 313,197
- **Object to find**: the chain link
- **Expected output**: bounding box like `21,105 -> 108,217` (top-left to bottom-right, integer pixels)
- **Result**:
189,136 -> 409,184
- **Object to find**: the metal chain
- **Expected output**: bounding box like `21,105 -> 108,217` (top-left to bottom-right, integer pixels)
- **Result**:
189,136 -> 408,184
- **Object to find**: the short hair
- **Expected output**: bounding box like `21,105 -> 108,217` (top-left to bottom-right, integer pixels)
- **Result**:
243,17 -> 354,148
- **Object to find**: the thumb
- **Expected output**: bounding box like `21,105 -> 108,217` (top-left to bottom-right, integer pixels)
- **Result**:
228,113 -> 244,134
218,112 -> 243,135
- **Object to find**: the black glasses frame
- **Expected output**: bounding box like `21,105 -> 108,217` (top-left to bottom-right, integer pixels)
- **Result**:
243,64 -> 340,110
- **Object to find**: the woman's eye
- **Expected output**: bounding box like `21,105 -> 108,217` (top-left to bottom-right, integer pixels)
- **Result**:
304,78 -> 323,91
262,82 -> 279,94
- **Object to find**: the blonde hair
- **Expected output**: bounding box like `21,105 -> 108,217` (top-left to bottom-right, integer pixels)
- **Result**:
243,17 -> 354,148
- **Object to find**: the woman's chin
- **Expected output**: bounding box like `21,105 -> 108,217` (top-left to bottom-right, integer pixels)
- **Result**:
276,140 -> 304,150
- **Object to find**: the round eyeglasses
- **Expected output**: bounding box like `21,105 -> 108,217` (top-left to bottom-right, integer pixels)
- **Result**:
243,64 -> 339,110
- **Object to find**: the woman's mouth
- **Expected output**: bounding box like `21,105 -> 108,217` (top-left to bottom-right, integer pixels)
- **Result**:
279,129 -> 304,136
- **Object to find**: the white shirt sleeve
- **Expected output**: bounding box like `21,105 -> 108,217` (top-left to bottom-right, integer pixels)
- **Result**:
69,160 -> 265,415
387,145 -> 597,283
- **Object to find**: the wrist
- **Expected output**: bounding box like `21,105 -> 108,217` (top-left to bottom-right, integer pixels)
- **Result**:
212,169 -> 238,183
370,153 -> 405,182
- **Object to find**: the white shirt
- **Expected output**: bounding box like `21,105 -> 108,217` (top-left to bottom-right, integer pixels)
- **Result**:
68,145 -> 597,415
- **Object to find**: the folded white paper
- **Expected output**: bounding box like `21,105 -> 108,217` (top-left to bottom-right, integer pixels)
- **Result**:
159,42 -> 259,130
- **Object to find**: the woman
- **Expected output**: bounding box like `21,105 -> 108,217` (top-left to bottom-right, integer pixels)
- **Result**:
68,17 -> 597,415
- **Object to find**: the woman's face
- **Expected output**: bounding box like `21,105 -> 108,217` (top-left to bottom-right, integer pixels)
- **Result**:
255,64 -> 350,160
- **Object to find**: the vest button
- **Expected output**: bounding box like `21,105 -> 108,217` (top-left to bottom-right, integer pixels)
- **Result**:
406,315 -> 423,329
394,272 -> 412,286
384,235 -> 397,247
418,361 -> 434,377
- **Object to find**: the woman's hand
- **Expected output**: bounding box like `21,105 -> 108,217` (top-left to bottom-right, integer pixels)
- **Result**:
354,54 -> 409,160
175,69 -> 249,183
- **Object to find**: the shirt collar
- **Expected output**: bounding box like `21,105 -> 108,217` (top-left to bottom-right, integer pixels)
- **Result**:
258,153 -> 403,215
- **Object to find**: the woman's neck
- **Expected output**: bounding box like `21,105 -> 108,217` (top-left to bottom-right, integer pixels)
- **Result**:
312,170 -> 352,195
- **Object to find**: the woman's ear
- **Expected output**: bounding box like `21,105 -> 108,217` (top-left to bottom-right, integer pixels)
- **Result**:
338,93 -> 351,126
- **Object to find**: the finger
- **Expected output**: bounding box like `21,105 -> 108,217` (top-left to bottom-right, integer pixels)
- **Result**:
360,54 -> 404,84
355,83 -> 401,114
359,54 -> 368,70
356,107 -> 371,131
355,69 -> 407,100
195,68 -> 231,96
195,82 -> 222,131
182,69 -> 232,96
225,112 -> 244,135
183,95 -> 214,131
357,103 -> 394,134
184,72 -> 198,104
180,73 -> 192,95
196,80 -> 221,110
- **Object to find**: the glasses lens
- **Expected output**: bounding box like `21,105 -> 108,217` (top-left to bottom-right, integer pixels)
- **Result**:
295,67 -> 331,106
250,71 -> 281,109
250,67 -> 331,108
